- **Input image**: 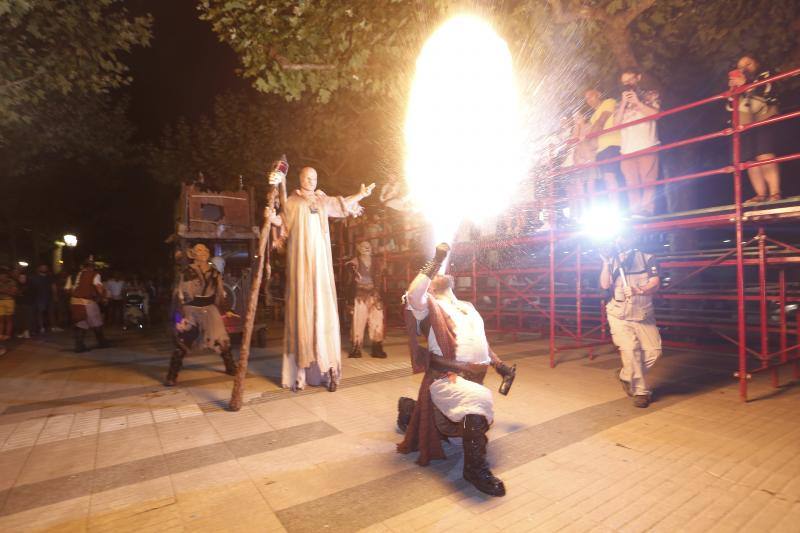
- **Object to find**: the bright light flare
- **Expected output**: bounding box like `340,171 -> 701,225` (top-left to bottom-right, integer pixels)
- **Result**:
579,205 -> 624,241
404,15 -> 524,247
64,234 -> 78,247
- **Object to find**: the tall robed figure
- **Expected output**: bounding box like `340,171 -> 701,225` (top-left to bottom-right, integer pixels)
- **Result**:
273,167 -> 374,391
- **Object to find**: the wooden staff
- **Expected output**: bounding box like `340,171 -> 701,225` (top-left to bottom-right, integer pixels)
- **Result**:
229,155 -> 287,411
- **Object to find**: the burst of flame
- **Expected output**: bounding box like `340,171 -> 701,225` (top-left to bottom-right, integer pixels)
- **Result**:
404,14 -> 525,248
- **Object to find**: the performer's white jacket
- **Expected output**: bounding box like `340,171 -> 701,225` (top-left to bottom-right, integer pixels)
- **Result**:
409,298 -> 494,423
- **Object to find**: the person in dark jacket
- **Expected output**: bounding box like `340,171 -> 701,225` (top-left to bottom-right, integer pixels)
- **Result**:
728,54 -> 782,202
14,270 -> 34,339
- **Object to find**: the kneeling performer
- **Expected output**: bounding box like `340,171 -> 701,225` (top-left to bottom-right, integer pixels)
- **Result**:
397,243 -> 515,497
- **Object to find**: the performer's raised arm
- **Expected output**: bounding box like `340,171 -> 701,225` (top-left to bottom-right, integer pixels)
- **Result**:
326,182 -> 375,218
407,243 -> 450,311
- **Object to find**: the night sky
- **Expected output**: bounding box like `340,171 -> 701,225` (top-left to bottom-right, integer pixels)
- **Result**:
125,0 -> 247,143
65,1 -> 250,275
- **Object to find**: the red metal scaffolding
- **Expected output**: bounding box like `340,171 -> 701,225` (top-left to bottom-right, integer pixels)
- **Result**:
334,67 -> 800,401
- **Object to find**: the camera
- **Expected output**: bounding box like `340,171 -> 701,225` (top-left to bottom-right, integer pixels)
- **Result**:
620,85 -> 647,110
620,85 -> 645,102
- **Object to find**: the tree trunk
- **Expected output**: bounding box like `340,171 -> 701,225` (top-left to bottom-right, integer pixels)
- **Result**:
608,25 -> 638,69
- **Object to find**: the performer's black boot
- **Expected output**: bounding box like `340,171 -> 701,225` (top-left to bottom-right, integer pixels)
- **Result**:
74,328 -> 88,353
93,328 -> 109,349
397,397 -> 416,433
462,414 -> 505,497
349,343 -> 362,358
165,348 -> 186,386
220,348 -> 237,376
327,368 -> 337,392
370,341 -> 387,358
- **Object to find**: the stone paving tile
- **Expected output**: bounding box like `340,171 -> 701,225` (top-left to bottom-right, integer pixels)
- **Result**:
0,447 -> 31,493
155,415 -> 225,454
0,494 -> 91,532
0,421 -> 338,517
87,476 -> 178,532
0,421 -> 15,447
2,417 -> 47,451
272,369 -> 741,532
15,434 -> 98,486
238,434 -> 403,511
1,329 -> 799,532
38,354 -> 166,375
250,398 -> 321,430
169,459 -> 285,532
36,413 -> 75,444
94,424 -> 164,469
1,376 -> 232,417
70,409 -> 101,439
771,503 -> 800,533
204,406 -> 275,440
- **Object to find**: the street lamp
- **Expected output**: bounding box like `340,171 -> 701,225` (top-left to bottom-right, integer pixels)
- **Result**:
56,234 -> 78,274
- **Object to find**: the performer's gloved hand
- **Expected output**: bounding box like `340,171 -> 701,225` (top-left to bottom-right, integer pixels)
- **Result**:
419,242 -> 450,278
434,242 -> 449,262
359,183 -> 376,199
268,171 -> 284,187
494,361 -> 516,378
498,363 -> 516,396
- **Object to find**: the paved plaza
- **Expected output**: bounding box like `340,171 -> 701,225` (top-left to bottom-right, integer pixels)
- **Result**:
0,326 -> 798,532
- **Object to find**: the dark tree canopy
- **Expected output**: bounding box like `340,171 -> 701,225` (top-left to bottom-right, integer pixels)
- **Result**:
0,0 -> 153,265
149,89 -> 387,195
193,0 -> 800,195
200,0 -> 799,102
0,0 -> 152,138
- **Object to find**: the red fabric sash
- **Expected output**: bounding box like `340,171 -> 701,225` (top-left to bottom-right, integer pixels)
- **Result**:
70,304 -> 88,324
397,297 -> 457,466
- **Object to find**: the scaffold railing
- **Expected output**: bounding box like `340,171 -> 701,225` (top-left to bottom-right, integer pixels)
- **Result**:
330,66 -> 800,401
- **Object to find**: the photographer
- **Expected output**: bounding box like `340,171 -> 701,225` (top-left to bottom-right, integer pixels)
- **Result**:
727,54 -> 782,203
614,67 -> 661,218
599,230 -> 661,408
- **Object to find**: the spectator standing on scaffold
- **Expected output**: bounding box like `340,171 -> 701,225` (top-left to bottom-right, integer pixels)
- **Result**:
728,53 -> 782,203
614,67 -> 661,218
585,89 -> 623,212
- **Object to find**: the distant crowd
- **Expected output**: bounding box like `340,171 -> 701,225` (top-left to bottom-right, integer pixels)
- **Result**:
0,264 -> 165,347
